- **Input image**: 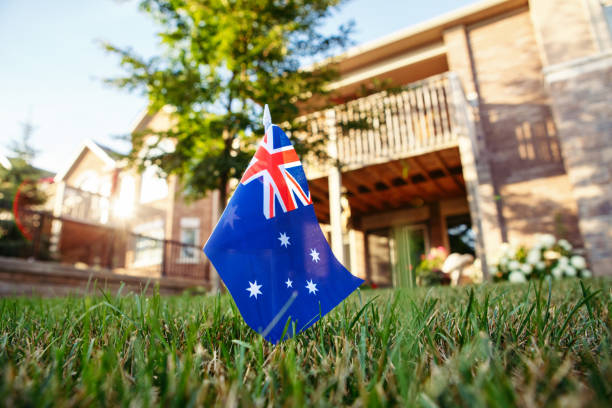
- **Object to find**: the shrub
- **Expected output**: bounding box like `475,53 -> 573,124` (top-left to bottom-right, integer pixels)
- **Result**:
416,246 -> 450,286
490,234 -> 591,282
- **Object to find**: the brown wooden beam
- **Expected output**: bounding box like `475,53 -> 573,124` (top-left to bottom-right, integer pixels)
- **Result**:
375,159 -> 436,203
341,172 -> 386,211
433,151 -> 465,192
410,156 -> 448,195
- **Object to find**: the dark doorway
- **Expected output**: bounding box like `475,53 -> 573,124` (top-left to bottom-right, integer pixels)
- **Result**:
446,214 -> 475,256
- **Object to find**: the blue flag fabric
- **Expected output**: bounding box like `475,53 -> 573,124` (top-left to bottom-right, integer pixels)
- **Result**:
204,121 -> 363,343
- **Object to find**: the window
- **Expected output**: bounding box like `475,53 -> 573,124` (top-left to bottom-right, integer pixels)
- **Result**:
139,166 -> 169,203
114,174 -> 135,219
366,229 -> 393,287
132,220 -> 164,266
179,217 -> 200,263
76,170 -> 100,193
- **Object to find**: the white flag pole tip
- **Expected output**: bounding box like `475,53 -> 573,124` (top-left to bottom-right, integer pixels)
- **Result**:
263,104 -> 272,132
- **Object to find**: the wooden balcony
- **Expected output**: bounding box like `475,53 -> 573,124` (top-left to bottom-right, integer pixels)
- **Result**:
61,186 -> 112,225
294,72 -> 477,224
299,72 -> 464,178
59,186 -> 164,228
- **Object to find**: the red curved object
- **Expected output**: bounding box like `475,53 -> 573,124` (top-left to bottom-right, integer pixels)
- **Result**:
12,180 -> 32,240
12,178 -> 54,240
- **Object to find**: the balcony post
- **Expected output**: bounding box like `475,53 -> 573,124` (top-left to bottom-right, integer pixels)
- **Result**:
326,109 -> 345,264
48,180 -> 66,258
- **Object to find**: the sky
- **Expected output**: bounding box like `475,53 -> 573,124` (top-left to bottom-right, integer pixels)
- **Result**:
0,0 -> 478,173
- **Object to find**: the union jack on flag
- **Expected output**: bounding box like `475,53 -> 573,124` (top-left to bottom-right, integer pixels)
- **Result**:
204,105 -> 363,343
240,126 -> 312,219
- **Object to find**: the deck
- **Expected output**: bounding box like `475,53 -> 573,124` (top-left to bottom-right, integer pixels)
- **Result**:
300,72 -> 462,178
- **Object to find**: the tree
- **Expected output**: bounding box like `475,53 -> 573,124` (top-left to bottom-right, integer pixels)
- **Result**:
0,124 -> 48,257
104,0 -> 353,208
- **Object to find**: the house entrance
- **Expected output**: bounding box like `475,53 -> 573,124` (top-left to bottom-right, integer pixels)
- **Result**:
391,224 -> 428,288
366,223 -> 429,288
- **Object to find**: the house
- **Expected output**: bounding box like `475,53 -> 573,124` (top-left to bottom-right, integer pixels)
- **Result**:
49,128 -> 214,280
49,0 -> 612,285
301,0 -> 612,283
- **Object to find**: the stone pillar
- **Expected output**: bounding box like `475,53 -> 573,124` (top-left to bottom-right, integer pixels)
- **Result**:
528,0 -> 599,66
530,0 -> 612,276
326,109 -> 345,264
448,73 -> 503,279
543,52 -> 612,276
444,25 -> 505,278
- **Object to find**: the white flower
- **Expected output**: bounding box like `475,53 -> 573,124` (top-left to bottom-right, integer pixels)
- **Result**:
564,266 -> 577,277
551,267 -> 563,280
538,234 -> 556,249
536,261 -> 546,271
508,260 -> 521,271
509,271 -> 527,283
499,243 -> 511,256
558,239 -> 572,251
558,256 -> 569,267
581,269 -> 592,278
527,249 -> 541,265
544,250 -> 560,261
570,255 -> 586,270
521,263 -> 533,275
499,256 -> 509,267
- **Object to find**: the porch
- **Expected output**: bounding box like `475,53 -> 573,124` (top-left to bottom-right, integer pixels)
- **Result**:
299,72 -> 499,284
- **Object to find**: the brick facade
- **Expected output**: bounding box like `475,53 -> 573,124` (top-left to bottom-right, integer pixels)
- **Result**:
545,55 -> 612,276
465,7 -> 582,246
54,141 -> 214,278
332,0 -> 612,276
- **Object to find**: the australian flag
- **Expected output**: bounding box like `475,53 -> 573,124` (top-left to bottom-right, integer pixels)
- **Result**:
204,106 -> 364,343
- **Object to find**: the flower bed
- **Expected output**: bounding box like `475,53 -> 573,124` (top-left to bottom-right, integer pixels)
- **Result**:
490,234 -> 591,282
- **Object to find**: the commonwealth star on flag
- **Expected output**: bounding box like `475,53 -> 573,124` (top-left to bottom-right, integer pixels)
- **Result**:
203,105 -> 364,343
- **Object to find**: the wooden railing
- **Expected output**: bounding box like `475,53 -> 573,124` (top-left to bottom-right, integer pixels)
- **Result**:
61,186 -> 111,225
299,73 -> 462,177
60,186 -> 165,227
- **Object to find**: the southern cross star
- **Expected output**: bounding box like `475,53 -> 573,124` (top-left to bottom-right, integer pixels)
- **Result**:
278,232 -> 290,248
246,281 -> 262,299
305,279 -> 318,294
309,248 -> 320,263
285,278 -> 293,288
223,205 -> 240,229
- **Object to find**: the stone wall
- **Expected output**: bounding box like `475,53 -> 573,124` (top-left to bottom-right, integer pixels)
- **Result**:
528,0 -> 599,66
0,256 -> 208,297
545,54 -> 612,276
443,6 -> 583,251
467,7 -> 581,246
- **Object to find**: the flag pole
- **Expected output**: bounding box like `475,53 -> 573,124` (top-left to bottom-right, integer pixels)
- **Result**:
263,104 -> 272,133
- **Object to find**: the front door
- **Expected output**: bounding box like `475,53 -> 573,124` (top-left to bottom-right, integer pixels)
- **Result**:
392,225 -> 428,288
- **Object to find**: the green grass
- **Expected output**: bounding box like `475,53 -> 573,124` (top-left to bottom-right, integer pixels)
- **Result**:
0,278 -> 611,407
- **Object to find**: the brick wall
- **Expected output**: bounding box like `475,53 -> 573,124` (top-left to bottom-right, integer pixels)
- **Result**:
448,7 -> 583,246
170,191 -> 214,247
546,56 -> 612,276
528,0 -> 598,66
